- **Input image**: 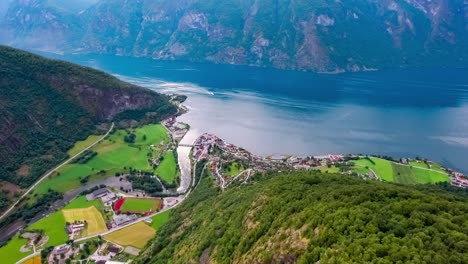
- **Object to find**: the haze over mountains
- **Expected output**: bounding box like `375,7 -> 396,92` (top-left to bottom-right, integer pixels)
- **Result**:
1,0 -> 467,72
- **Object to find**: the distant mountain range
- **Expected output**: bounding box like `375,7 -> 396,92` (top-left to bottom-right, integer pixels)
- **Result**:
1,0 -> 467,72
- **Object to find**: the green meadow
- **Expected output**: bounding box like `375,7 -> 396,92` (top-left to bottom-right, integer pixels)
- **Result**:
0,235 -> 30,264
67,135 -> 102,157
150,210 -> 172,230
27,211 -> 68,247
352,157 -> 449,184
224,162 -> 244,177
155,151 -> 178,183
353,157 -> 394,182
32,124 -> 170,196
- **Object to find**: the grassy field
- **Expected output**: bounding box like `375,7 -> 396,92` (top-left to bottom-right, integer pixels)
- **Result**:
150,210 -> 171,230
353,157 -> 449,184
224,162 -> 244,177
409,161 -> 446,173
0,235 -> 30,264
32,124 -> 170,196
27,211 -> 68,247
156,151 -> 178,183
104,222 -> 156,248
21,254 -> 41,264
62,206 -> 107,236
64,195 -> 104,211
67,135 -> 102,157
353,157 -> 394,182
120,198 -> 160,213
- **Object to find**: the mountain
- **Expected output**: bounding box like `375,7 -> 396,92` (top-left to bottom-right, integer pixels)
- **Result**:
0,45 -> 176,191
138,171 -> 468,264
2,0 -> 467,72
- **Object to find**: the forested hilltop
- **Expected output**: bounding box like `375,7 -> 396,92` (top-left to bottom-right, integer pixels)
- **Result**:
139,171 -> 468,264
0,46 -> 176,209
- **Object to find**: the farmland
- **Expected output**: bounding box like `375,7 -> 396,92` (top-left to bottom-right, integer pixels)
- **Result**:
352,157 -> 449,184
353,157 -> 394,182
150,210 -> 172,230
117,198 -> 161,214
0,235 -> 30,264
21,254 -> 41,264
155,151 -> 178,183
27,211 -> 68,247
32,124 -> 170,196
104,222 -> 156,248
62,206 -> 107,236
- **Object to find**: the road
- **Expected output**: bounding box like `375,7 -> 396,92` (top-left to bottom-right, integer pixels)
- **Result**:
0,123 -> 114,221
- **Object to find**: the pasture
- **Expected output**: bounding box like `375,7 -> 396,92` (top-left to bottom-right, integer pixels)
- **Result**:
150,210 -> 171,230
67,135 -> 102,157
27,211 -> 68,247
104,222 -> 156,248
32,124 -> 171,196
62,206 -> 107,236
393,163 -> 449,184
353,157 -> 449,184
0,235 -> 30,264
353,157 -> 394,182
156,151 -> 178,183
119,198 -> 161,214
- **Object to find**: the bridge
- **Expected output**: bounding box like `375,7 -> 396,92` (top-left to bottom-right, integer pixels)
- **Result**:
178,144 -> 194,147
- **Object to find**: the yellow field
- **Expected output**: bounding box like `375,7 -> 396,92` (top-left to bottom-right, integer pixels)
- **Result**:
22,255 -> 41,264
62,206 -> 107,236
104,222 -> 155,248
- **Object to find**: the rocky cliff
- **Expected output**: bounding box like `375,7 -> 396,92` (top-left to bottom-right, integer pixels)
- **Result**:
2,0 -> 467,72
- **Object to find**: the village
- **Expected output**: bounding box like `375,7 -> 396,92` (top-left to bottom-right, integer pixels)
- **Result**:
192,133 -> 468,189
18,185 -> 182,264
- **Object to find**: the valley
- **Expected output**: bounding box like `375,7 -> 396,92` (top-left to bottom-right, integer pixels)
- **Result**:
1,99 -> 467,263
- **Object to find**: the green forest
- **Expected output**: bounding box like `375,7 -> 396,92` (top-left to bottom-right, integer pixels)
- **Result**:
138,171 -> 468,264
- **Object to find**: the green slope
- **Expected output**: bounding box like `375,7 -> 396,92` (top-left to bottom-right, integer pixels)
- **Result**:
138,171 -> 468,264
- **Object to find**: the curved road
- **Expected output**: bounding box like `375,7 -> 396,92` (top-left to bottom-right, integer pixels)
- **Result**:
0,123 -> 114,221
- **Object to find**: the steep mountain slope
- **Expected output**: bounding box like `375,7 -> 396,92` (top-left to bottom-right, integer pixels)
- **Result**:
0,45 -> 176,190
138,172 -> 468,264
2,0 -> 467,72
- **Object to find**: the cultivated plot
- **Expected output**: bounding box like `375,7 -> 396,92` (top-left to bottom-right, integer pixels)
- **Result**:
62,206 -> 107,236
104,222 -> 156,248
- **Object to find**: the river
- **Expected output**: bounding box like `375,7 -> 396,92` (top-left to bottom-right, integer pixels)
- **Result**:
37,52 -> 468,173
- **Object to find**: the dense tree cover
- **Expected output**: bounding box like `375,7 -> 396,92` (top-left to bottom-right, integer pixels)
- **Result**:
0,191 -> 8,212
138,171 -> 468,264
127,175 -> 163,195
71,150 -> 97,164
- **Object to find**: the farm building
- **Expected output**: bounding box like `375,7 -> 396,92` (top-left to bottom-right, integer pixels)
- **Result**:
113,214 -> 137,226
101,192 -> 117,204
86,188 -> 110,200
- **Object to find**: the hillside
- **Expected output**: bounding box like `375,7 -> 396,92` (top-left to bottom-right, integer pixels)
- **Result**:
138,171 -> 468,264
2,0 -> 467,72
0,45 -> 176,195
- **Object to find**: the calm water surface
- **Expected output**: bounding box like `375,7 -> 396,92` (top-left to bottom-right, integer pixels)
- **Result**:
41,52 -> 468,173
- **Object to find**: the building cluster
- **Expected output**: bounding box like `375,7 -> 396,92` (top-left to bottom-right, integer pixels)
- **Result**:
162,117 -> 189,141
450,172 -> 468,188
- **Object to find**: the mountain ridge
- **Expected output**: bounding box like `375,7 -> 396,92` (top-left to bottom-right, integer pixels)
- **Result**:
2,0 -> 467,72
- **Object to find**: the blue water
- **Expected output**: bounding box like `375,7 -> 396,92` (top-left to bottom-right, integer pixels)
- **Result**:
40,52 -> 468,173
